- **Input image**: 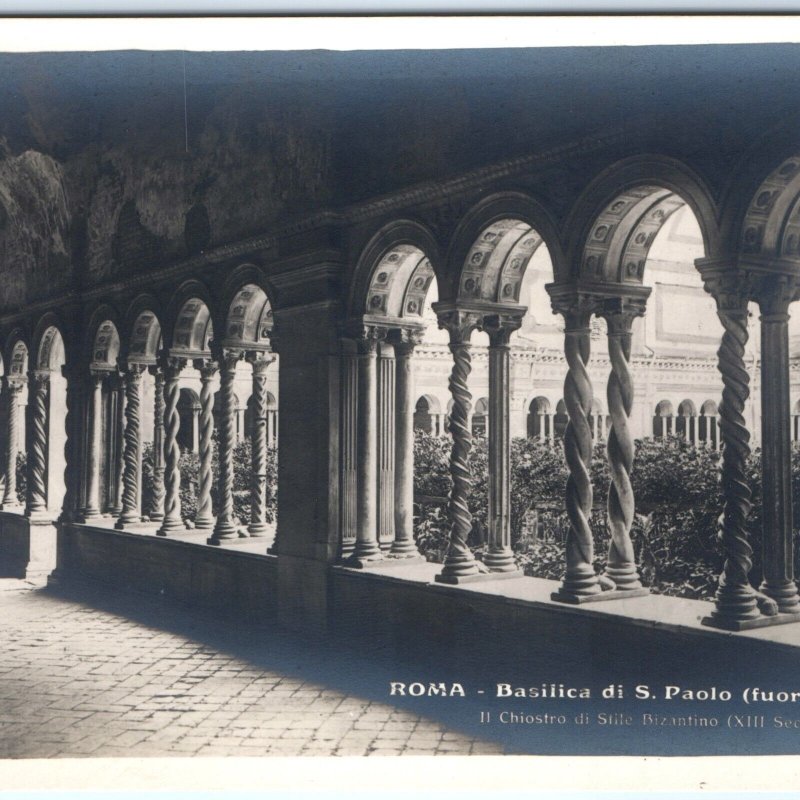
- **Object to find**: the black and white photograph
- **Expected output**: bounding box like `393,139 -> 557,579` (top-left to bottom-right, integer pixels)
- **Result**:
1,11 -> 800,794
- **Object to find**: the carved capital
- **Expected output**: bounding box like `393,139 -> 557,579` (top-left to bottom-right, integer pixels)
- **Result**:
435,309 -> 482,346
30,370 -> 50,390
121,362 -> 147,381
347,323 -> 386,355
699,266 -> 752,315
218,347 -> 243,374
598,296 -> 648,336
482,312 -> 524,347
389,326 -> 425,356
194,359 -> 219,379
246,350 -> 277,374
158,353 -> 188,380
753,273 -> 800,318
546,284 -> 602,331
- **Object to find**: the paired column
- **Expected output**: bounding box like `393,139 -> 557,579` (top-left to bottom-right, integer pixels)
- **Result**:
81,371 -> 105,521
755,275 -> 800,615
25,371 -> 49,518
389,328 -> 422,558
435,308 -> 487,583
1,379 -> 24,509
193,359 -> 217,531
157,355 -> 187,536
148,367 -> 166,521
208,348 -> 242,545
483,313 -> 523,573
349,326 -> 384,564
247,351 -> 276,537
599,297 -> 648,592
115,363 -> 145,528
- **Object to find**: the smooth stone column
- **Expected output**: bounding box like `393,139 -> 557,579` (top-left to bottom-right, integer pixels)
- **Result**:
82,371 -> 104,521
339,339 -> 359,559
25,371 -> 49,518
483,314 -> 522,573
247,351 -> 275,537
348,326 -> 384,564
758,278 -> 800,614
116,364 -> 145,528
376,341 -> 396,550
108,374 -> 125,517
1,380 -> 24,509
193,360 -> 217,531
149,367 -> 166,521
209,348 -> 242,545
390,329 -> 423,558
157,356 -> 187,536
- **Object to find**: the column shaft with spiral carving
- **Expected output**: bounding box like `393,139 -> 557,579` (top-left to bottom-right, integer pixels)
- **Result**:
434,307 -> 486,583
600,296 -> 649,591
247,352 -> 275,537
157,356 -> 186,536
25,371 -> 49,517
700,267 -> 761,626
2,380 -> 23,509
755,274 -> 800,615
193,360 -> 217,530
209,348 -> 242,545
108,375 -> 125,517
116,364 -> 145,528
149,368 -> 166,521
59,365 -> 82,522
548,288 -> 601,600
82,372 -> 104,521
483,313 -> 523,573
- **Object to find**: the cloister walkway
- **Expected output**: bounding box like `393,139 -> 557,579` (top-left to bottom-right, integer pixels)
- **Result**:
0,579 -> 500,759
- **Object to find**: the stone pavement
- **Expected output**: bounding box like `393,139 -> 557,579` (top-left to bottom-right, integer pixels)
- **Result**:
0,579 -> 503,759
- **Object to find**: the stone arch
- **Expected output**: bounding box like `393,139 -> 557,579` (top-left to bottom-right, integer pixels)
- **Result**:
89,319 -> 121,371
566,156 -> 720,284
653,399 -> 675,439
446,192 -> 565,304
700,399 -> 720,447
527,395 -> 552,440
32,313 -> 70,373
554,399 -> 569,440
472,396 -> 489,437
414,393 -> 442,435
123,295 -> 163,365
349,219 -> 441,320
165,281 -> 215,354
4,329 -> 30,378
223,282 -> 273,349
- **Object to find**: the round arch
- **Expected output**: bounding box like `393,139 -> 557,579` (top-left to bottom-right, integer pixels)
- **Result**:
164,280 -> 215,353
123,295 -> 163,365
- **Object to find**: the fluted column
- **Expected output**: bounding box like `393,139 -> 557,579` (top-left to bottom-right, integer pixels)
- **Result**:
390,328 -> 423,558
2,380 -> 24,509
25,371 -> 49,518
548,288 -> 601,601
339,339 -> 359,558
115,364 -> 145,528
756,275 -> 800,615
247,352 -> 275,537
149,367 -> 166,521
82,371 -> 104,521
376,341 -> 396,550
193,360 -> 217,530
157,355 -> 186,536
348,325 -> 384,564
699,267 -> 763,628
599,296 -> 649,592
209,348 -> 242,545
483,313 -> 523,573
434,308 -> 486,583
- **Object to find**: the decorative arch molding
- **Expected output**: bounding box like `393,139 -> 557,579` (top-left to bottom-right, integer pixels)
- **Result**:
123,294 -> 164,365
565,155 -> 721,282
527,395 -> 552,415
416,393 -> 442,414
349,219 -> 441,321
165,280 -> 215,354
3,328 -> 31,376
701,400 -> 719,415
655,399 -> 675,417
32,312 -> 70,372
445,191 -> 565,302
218,264 -> 277,344
678,399 -> 698,417
84,304 -> 123,370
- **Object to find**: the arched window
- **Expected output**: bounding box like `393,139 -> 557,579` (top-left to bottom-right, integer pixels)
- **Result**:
527,396 -> 551,441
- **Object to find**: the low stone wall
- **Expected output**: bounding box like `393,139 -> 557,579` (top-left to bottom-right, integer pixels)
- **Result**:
0,511 -> 57,581
53,522 -> 278,620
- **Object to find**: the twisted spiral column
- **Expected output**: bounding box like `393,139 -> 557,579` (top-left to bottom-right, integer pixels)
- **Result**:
116,365 -> 145,528
247,352 -> 274,537
602,305 -> 645,590
157,356 -> 186,536
2,380 -> 23,509
108,376 -> 125,517
209,349 -> 241,545
193,360 -> 217,530
25,372 -> 49,517
59,366 -> 82,522
550,295 -> 601,599
82,372 -> 104,521
149,368 -> 166,521
436,310 -> 484,582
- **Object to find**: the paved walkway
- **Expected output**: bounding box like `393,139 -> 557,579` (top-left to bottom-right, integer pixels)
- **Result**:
0,579 -> 502,758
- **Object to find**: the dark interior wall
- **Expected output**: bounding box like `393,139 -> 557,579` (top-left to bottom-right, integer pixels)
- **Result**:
0,44 -> 799,312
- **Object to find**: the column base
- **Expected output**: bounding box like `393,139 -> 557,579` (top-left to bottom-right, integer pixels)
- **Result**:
207,525 -> 239,546
246,523 -> 271,538
344,552 -> 384,569
79,510 -> 102,524
157,517 -> 188,537
702,609 -> 800,631
193,517 -> 214,531
483,548 -> 518,572
551,586 -> 650,605
760,581 -> 800,614
435,569 -> 524,585
148,511 -> 164,522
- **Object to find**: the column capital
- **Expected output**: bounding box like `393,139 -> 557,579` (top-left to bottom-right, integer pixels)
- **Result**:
4,375 -> 26,392
157,353 -> 188,377
29,370 -> 50,388
345,322 -> 386,355
433,306 -> 482,346
698,264 -> 753,314
388,325 -> 426,355
482,311 -> 524,347
545,283 -> 602,330
597,295 -> 649,336
753,273 -> 800,318
119,361 -> 147,379
194,358 -> 219,379
245,350 -> 277,374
